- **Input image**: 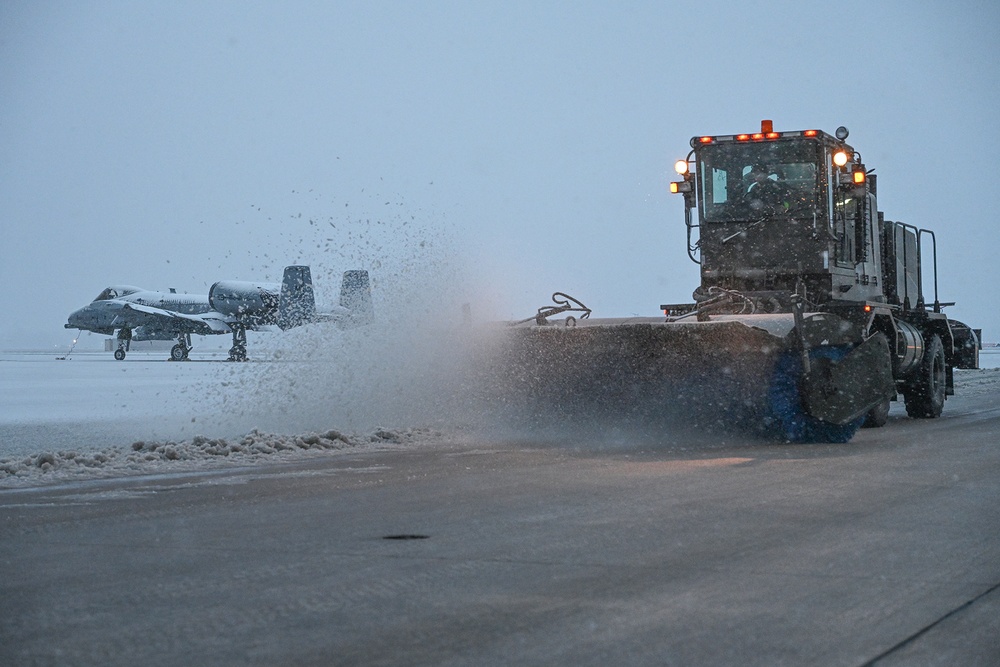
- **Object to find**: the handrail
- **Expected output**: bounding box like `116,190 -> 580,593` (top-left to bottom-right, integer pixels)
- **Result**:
917,228 -> 939,312
896,221 -> 922,311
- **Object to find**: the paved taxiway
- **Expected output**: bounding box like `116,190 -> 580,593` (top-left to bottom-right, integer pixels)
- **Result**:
2,381 -> 999,666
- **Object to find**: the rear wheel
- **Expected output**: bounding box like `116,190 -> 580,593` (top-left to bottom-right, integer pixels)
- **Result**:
903,334 -> 946,418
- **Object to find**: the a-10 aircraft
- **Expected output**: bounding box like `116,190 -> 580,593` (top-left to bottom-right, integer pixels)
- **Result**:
65,266 -> 372,361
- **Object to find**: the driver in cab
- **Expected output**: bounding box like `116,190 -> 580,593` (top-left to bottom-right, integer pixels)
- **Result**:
744,163 -> 792,213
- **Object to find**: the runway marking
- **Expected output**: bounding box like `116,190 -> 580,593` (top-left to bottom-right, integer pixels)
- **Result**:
859,580 -> 1000,666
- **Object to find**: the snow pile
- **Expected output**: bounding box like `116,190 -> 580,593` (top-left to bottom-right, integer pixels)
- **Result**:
0,427 -> 442,488
955,367 -> 1000,395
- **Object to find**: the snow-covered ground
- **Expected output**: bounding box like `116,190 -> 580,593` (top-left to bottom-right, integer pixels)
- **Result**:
2,349 -> 999,489
0,345 -> 451,487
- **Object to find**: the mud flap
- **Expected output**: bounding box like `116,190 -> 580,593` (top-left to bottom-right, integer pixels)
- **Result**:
800,333 -> 895,426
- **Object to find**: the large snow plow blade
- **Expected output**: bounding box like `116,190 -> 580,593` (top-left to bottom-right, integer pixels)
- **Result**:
477,315 -> 791,432
473,310 -> 894,443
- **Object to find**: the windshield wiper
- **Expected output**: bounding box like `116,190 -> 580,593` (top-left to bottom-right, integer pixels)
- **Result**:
721,217 -> 768,244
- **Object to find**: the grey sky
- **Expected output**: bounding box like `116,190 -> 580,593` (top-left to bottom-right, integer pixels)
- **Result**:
1,1 -> 997,350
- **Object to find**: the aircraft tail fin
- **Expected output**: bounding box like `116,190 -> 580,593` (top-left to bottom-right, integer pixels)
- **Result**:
338,270 -> 373,326
278,265 -> 317,330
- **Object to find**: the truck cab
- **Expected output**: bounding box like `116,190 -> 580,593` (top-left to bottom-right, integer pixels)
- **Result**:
669,120 -> 980,421
674,121 -> 884,309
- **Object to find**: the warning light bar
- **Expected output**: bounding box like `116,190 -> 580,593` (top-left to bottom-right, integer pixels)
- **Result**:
691,127 -> 827,148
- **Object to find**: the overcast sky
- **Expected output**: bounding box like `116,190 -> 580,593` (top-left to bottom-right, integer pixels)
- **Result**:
1,1 -> 998,351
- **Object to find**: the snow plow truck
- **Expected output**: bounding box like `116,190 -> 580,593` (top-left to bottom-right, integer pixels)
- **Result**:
488,121 -> 980,443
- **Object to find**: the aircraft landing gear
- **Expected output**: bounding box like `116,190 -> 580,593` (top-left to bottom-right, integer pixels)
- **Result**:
228,325 -> 248,362
114,328 -> 132,361
170,333 -> 191,361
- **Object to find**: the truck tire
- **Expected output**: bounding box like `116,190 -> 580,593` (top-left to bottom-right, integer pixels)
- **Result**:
862,398 -> 891,428
768,346 -> 864,443
903,334 -> 946,418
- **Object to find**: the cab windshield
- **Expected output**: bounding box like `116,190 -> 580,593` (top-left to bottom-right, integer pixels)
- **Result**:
698,140 -> 821,222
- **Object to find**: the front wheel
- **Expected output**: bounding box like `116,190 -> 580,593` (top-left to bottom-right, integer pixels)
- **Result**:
903,334 -> 946,418
862,398 -> 891,428
768,346 -> 864,443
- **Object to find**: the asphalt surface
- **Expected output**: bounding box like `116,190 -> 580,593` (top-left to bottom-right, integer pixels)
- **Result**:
2,393 -> 999,666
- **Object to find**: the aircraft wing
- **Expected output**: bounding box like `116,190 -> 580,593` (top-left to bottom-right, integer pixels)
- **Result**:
114,303 -> 232,336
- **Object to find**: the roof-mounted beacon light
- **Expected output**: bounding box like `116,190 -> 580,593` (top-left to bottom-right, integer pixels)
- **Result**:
761,119 -> 773,134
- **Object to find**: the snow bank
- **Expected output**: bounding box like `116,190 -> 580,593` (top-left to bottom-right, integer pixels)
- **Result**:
954,366 -> 1000,395
3,369 -> 997,490
0,427 -> 443,489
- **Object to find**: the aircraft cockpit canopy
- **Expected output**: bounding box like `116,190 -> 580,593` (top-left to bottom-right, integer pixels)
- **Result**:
95,286 -> 142,301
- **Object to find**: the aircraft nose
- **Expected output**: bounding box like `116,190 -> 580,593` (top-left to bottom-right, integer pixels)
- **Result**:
66,307 -> 85,328
66,305 -> 98,329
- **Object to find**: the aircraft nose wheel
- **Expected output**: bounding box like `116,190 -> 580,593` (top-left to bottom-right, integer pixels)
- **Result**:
114,349 -> 126,361
228,344 -> 247,362
170,344 -> 190,361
